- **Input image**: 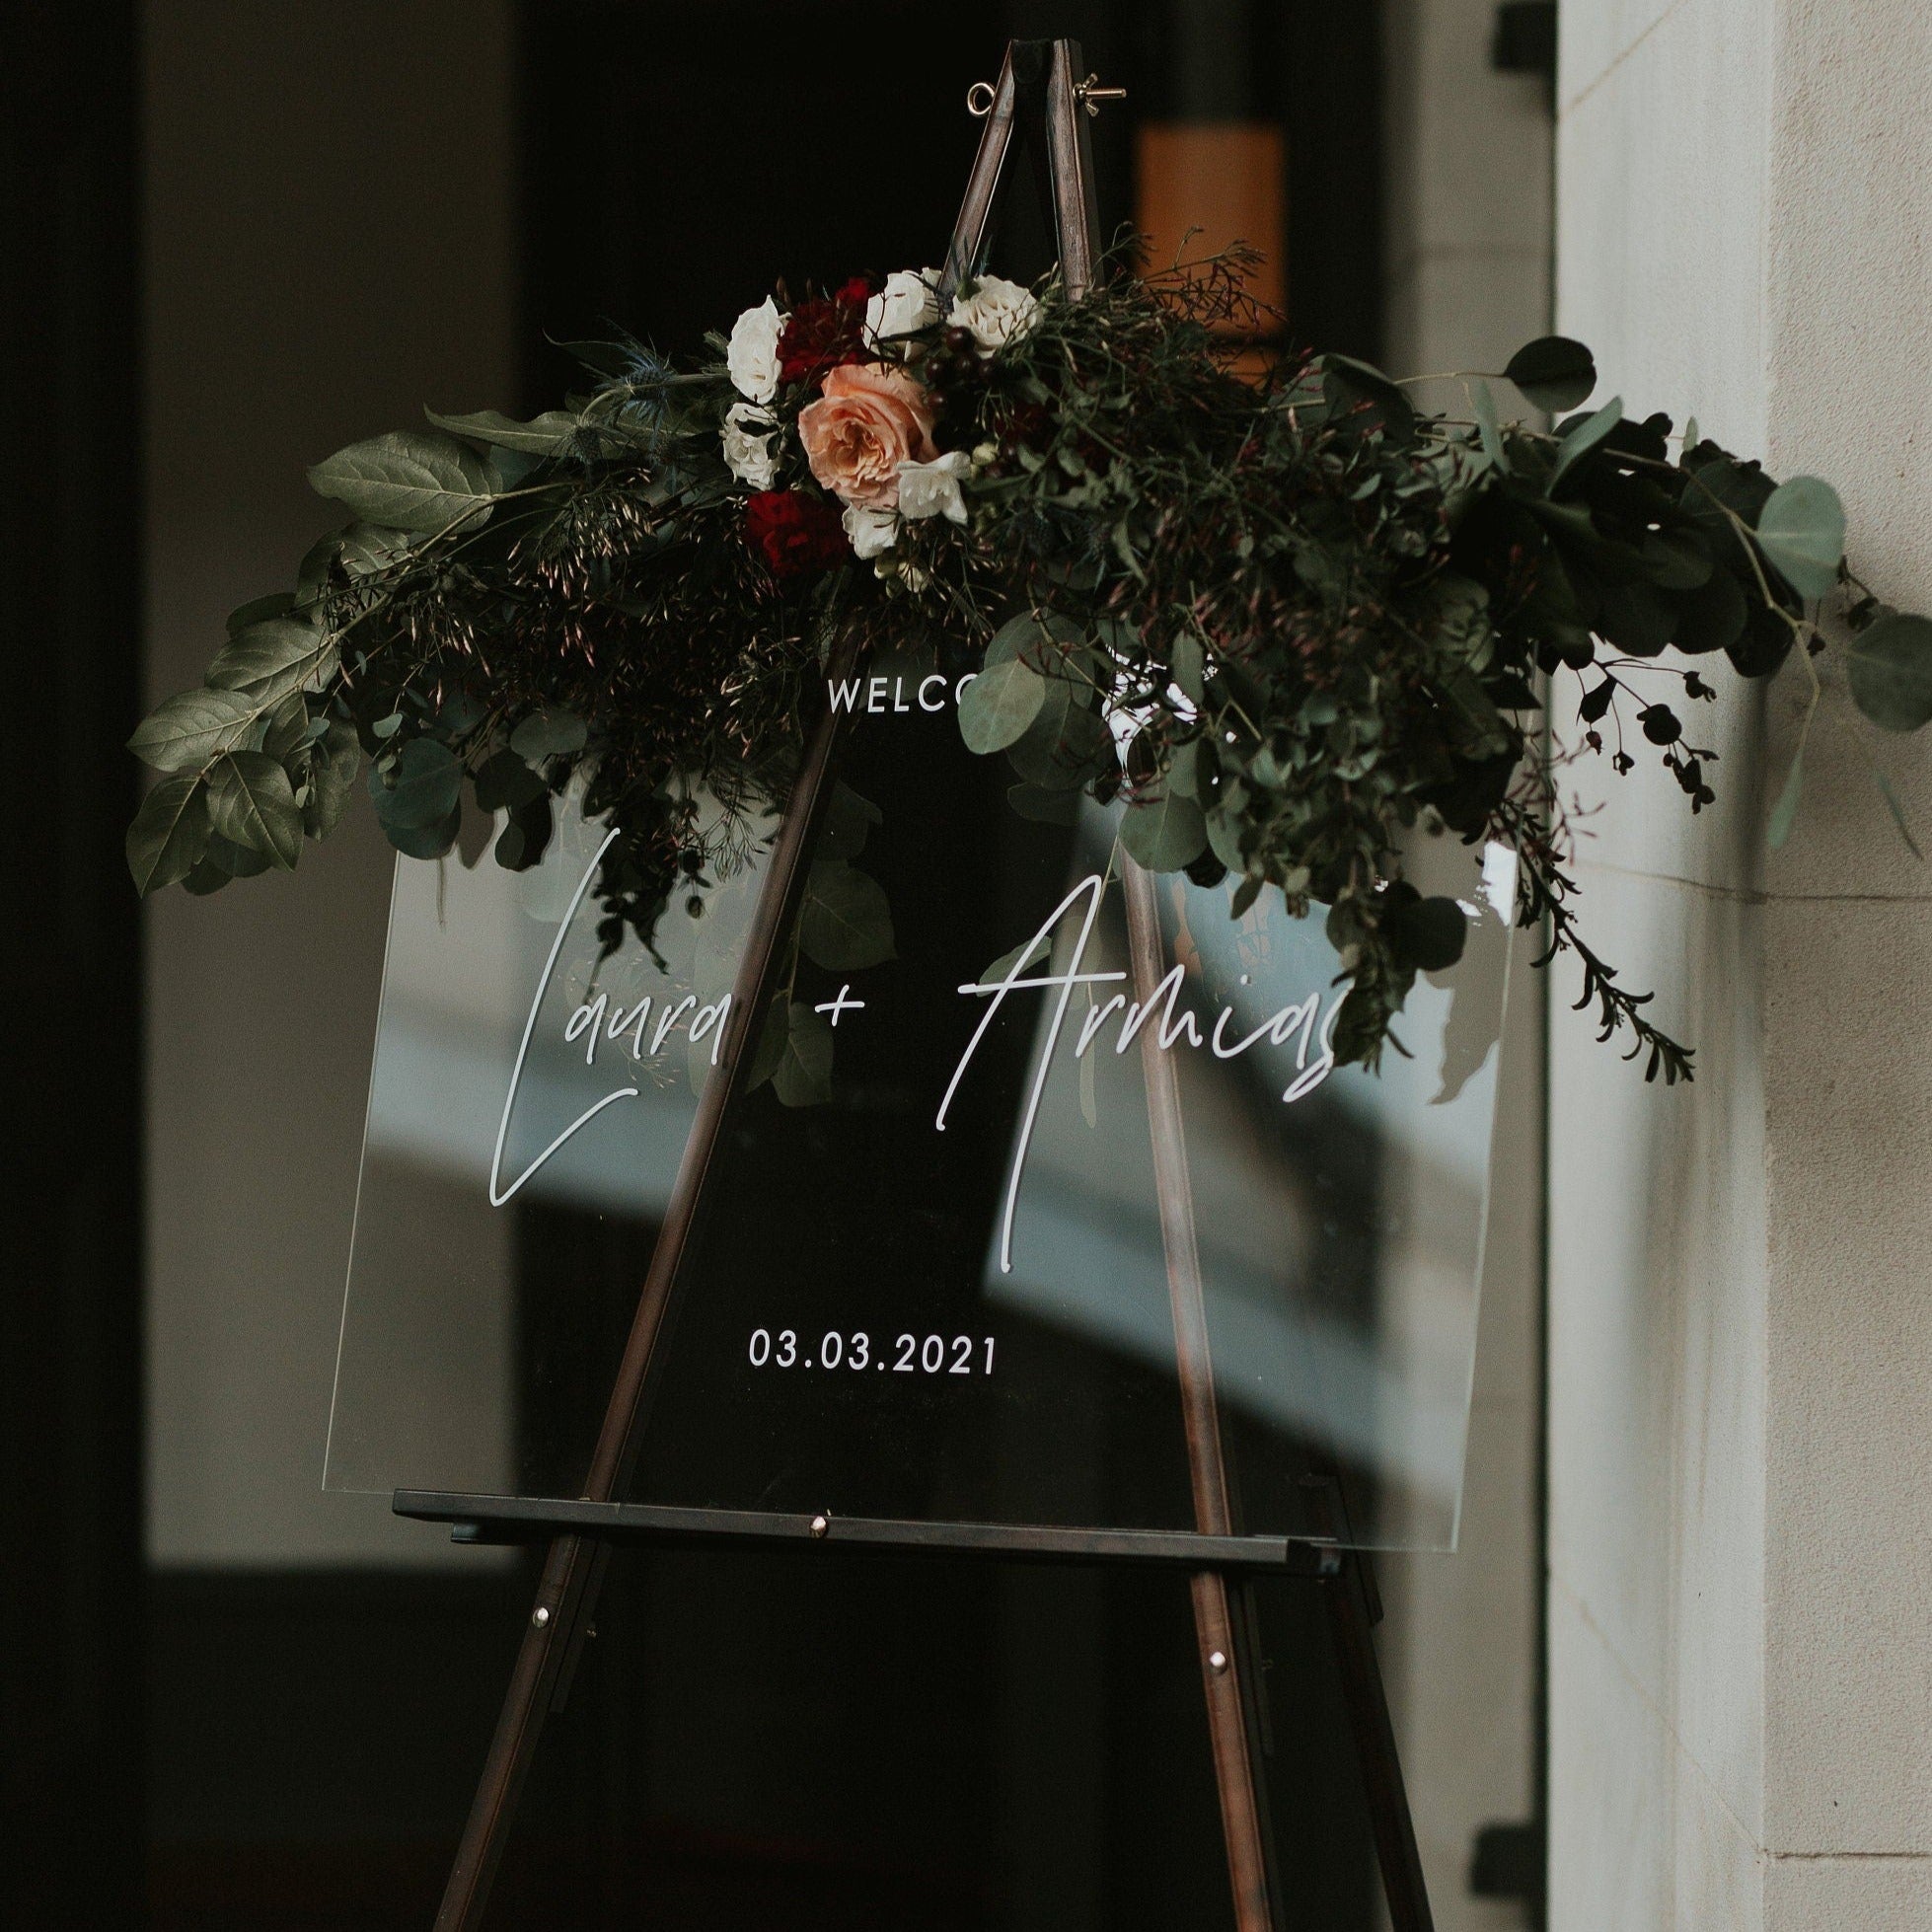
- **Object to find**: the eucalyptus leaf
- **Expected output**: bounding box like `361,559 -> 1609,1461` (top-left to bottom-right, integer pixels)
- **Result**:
982,933 -> 1052,985
799,858 -> 895,971
1170,632 -> 1206,706
509,707 -> 589,761
745,993 -> 790,1093
958,655 -> 1047,754
369,738 -> 462,830
382,802 -> 462,860
1120,789 -> 1208,872
207,751 -> 301,868
128,687 -> 260,773
1006,781 -> 1081,826
1846,611 -> 1932,731
1504,335 -> 1597,412
772,1002 -> 835,1108
307,429 -> 500,534
1755,476 -> 1845,600
472,748 -> 546,813
126,775 -> 211,893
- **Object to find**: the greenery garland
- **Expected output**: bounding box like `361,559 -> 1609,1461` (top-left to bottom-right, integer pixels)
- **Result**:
127,250 -> 1932,1084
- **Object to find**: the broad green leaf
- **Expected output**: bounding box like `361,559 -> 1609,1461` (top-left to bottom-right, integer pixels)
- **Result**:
207,751 -> 301,868
206,831 -> 271,878
206,617 -> 337,704
127,687 -> 260,772
336,523 -> 416,576
1548,396 -> 1623,493
1846,611 -> 1932,731
1504,335 -> 1597,412
226,592 -> 295,635
426,407 -> 584,455
260,693 -> 312,764
369,738 -> 462,830
772,1001 -> 834,1108
1755,476 -> 1844,600
1768,742 -> 1805,849
959,655 -> 1047,754
509,707 -> 589,761
1120,789 -> 1208,871
799,857 -> 895,971
126,774 -> 210,893
307,429 -> 500,534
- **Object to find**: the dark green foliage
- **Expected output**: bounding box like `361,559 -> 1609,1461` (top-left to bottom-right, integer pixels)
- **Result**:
127,251 -> 1932,1085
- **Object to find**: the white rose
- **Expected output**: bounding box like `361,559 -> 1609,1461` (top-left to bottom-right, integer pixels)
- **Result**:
897,449 -> 971,526
948,274 -> 1039,354
720,402 -> 779,489
842,502 -> 898,558
865,268 -> 941,346
726,296 -> 783,403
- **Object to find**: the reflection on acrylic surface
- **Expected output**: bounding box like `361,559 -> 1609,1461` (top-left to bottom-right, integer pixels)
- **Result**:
330,740 -> 1511,1552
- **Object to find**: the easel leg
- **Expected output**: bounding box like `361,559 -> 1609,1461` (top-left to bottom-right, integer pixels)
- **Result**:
1323,1549 -> 1435,1932
1192,1570 -> 1279,1931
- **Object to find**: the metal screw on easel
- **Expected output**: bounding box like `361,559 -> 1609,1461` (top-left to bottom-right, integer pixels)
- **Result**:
968,73 -> 1125,119
531,1605 -> 551,1629
1208,1649 -> 1229,1674
809,1513 -> 830,1539
1075,73 -> 1127,116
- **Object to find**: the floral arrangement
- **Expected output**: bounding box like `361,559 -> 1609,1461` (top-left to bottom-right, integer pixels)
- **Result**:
127,250 -> 1932,1084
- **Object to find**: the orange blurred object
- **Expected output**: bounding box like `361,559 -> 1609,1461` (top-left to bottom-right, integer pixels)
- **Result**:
1136,122 -> 1287,318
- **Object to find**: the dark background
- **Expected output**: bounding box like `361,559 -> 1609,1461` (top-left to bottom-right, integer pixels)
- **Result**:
3,2 -> 1395,1925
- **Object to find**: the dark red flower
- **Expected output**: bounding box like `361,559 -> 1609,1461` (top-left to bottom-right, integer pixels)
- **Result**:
777,274 -> 873,387
745,489 -> 849,578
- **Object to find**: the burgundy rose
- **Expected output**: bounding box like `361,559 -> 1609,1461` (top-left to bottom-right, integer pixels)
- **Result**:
745,489 -> 849,578
776,274 -> 873,387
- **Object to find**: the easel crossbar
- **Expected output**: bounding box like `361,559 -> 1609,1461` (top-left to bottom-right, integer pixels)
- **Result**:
394,1489 -> 1346,1575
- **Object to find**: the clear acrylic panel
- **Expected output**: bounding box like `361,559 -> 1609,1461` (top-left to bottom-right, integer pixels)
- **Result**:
329,695 -> 1512,1549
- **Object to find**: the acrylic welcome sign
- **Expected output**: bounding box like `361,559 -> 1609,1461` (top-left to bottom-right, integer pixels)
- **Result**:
327,686 -> 1513,1552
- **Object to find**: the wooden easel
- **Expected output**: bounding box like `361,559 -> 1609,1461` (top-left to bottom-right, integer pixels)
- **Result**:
410,39 -> 1434,1931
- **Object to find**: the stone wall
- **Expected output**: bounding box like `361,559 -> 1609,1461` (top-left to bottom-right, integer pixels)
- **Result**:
1552,3 -> 1932,1923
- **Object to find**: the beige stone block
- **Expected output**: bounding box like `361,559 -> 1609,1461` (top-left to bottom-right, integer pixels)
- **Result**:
1764,1854 -> 1932,1931
1761,896 -> 1932,1852
1557,0 -> 1770,452
1549,863 -> 1767,1830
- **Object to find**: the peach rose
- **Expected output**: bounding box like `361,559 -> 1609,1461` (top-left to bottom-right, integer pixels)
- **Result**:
797,362 -> 937,510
